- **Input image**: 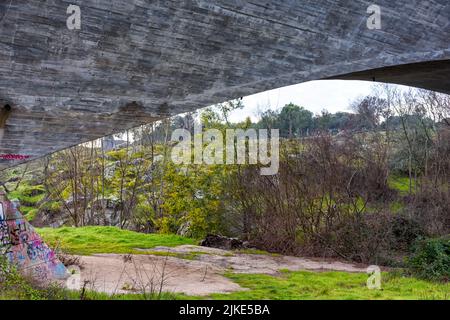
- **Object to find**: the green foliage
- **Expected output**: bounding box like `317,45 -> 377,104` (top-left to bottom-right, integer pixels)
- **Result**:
24,208 -> 38,221
201,99 -> 243,126
209,270 -> 449,300
6,183 -> 46,222
407,237 -> 450,282
7,184 -> 46,207
388,175 -> 415,195
255,105 -> 363,135
278,103 -> 313,138
63,290 -> 187,300
37,226 -> 195,255
0,257 -> 41,300
158,162 -> 228,238
40,200 -> 63,213
0,256 -> 72,300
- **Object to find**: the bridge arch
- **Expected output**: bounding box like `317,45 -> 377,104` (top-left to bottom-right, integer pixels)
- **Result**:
0,0 -> 449,170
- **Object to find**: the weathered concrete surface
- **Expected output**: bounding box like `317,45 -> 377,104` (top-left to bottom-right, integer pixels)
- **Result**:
0,1 -> 449,169
329,60 -> 450,93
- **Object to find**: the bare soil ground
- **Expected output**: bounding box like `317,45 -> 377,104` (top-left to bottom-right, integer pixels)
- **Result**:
75,245 -> 367,296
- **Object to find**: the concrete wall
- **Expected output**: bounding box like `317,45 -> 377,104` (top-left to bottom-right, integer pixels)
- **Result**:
0,0 -> 449,170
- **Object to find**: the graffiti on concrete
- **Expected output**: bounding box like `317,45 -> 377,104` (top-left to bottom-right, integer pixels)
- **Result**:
0,221 -> 9,245
0,192 -> 68,281
0,154 -> 32,161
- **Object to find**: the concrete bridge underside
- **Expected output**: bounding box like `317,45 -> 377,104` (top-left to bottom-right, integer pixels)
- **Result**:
0,0 -> 449,170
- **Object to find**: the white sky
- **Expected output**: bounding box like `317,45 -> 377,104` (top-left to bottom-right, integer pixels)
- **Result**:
228,80 -> 376,122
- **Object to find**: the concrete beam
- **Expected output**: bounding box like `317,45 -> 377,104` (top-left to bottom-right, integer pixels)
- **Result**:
0,0 -> 449,169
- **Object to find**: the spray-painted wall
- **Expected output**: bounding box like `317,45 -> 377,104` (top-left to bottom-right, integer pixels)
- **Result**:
0,192 -> 68,281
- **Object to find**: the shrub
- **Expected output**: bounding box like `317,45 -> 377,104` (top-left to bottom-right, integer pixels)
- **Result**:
407,237 -> 450,282
391,213 -> 425,251
0,256 -> 41,300
0,256 -> 73,300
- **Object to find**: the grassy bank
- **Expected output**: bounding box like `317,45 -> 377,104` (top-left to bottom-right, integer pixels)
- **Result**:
210,271 -> 449,300
37,226 -> 196,255
32,226 -> 448,300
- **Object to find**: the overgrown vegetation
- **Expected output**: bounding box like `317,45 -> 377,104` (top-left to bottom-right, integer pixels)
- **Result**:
2,253 -> 448,300
0,256 -> 42,300
407,236 -> 450,282
1,85 -> 449,296
210,270 -> 450,300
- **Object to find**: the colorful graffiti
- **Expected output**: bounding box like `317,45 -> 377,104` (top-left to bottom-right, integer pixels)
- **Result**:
0,192 -> 68,281
0,154 -> 31,161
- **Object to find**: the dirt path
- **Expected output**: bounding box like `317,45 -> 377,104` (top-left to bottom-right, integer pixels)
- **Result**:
75,245 -> 367,296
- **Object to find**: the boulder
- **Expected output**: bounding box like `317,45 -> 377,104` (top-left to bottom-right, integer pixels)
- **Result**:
200,234 -> 244,250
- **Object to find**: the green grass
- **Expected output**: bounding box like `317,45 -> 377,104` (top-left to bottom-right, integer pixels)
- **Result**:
0,287 -> 190,301
68,271 -> 449,300
207,270 -> 449,300
389,176 -> 416,196
64,290 -> 190,300
37,226 -> 196,255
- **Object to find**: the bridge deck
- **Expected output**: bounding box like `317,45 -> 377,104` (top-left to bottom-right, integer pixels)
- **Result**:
0,1 -> 449,169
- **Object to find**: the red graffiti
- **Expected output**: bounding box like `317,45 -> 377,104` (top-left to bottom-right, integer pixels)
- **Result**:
0,154 -> 31,160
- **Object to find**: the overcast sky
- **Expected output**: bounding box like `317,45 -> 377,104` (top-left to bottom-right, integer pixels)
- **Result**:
228,80 -> 376,122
